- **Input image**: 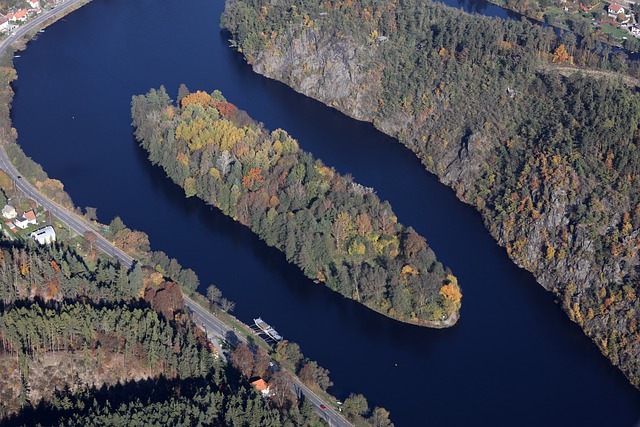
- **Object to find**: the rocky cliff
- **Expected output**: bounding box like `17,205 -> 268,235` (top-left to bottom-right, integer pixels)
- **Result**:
222,0 -> 640,387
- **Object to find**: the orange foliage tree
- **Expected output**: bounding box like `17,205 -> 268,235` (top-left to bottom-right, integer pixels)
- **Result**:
180,91 -> 215,109
242,167 -> 264,190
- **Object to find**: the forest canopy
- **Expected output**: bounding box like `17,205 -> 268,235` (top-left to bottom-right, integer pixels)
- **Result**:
132,86 -> 461,326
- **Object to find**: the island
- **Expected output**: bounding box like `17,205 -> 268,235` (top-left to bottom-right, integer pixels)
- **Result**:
132,86 -> 462,327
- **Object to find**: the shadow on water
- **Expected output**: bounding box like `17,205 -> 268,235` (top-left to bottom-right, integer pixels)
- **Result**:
8,0 -> 640,425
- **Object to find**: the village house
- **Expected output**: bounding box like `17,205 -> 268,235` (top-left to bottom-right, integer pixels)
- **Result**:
250,378 -> 270,397
0,16 -> 9,33
14,210 -> 37,229
7,9 -> 28,22
2,205 -> 17,219
608,2 -> 633,22
28,0 -> 40,9
30,226 -> 56,244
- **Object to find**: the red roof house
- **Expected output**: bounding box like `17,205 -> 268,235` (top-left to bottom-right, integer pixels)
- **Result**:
251,378 -> 270,396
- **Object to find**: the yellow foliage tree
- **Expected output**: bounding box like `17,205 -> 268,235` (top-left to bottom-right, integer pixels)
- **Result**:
180,91 -> 215,109
552,44 -> 572,65
401,264 -> 419,277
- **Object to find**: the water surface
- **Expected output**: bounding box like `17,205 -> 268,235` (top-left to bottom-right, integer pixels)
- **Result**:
10,0 -> 640,425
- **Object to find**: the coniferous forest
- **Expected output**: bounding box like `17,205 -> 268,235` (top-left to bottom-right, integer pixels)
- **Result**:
0,240 -> 325,426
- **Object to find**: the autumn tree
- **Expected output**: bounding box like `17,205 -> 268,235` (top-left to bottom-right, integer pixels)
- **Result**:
180,91 -> 215,109
343,393 -> 369,416
439,274 -> 462,313
552,44 -> 572,64
0,169 -> 13,192
230,343 -> 254,378
206,284 -> 222,305
332,211 -> 353,251
216,151 -> 233,176
252,347 -> 271,379
403,229 -> 426,259
220,297 -> 236,313
298,360 -> 333,391
84,206 -> 98,222
370,407 -> 394,427
83,231 -> 98,254
242,167 -> 264,190
270,370 -> 295,408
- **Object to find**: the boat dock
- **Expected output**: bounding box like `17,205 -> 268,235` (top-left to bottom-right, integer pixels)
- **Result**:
252,317 -> 283,342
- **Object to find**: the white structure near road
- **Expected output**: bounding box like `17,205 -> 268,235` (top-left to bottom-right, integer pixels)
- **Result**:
30,225 -> 55,244
2,205 -> 17,219
14,211 -> 36,229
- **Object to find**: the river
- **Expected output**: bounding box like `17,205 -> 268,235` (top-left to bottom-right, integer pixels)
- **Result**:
9,0 -> 640,425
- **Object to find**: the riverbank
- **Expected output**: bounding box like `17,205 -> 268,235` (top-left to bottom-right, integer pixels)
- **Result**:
0,4 -> 389,424
222,0 -> 640,390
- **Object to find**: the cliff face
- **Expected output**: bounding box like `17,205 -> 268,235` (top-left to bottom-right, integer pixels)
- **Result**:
223,1 -> 640,387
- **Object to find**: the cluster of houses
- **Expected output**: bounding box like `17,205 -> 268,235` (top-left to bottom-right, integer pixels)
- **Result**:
2,204 -> 56,244
0,0 -> 57,34
606,2 -> 640,37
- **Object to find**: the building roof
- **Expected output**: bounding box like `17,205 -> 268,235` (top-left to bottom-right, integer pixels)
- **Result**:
251,379 -> 269,392
2,205 -> 15,213
0,17 -> 8,24
31,226 -> 56,243
609,3 -> 624,12
15,215 -> 27,223
24,210 -> 36,222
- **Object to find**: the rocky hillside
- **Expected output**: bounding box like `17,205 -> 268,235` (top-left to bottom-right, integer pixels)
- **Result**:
222,0 -> 640,387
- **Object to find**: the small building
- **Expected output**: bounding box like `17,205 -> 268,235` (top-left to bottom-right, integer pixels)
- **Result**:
2,205 -> 17,219
608,3 -> 625,16
251,378 -> 270,396
30,226 -> 56,244
28,0 -> 40,8
23,210 -> 36,224
14,215 -> 29,229
631,24 -> 640,36
0,16 -> 9,32
4,221 -> 17,233
14,211 -> 36,229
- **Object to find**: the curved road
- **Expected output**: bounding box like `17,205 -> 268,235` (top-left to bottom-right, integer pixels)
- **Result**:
0,6 -> 352,426
0,0 -> 133,269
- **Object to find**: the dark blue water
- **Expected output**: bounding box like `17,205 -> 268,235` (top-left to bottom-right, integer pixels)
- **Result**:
10,0 -> 640,425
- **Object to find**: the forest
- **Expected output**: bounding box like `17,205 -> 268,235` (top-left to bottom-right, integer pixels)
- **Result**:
221,0 -> 640,387
0,240 -> 327,426
132,86 -> 462,326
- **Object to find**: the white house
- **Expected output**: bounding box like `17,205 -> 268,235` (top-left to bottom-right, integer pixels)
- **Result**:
30,226 -> 56,244
0,17 -> 9,33
609,3 -> 625,16
14,211 -> 36,229
28,0 -> 40,9
14,215 -> 29,229
2,205 -> 17,219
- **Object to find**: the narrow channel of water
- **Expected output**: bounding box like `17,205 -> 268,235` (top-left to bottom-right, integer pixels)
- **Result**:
10,0 -> 640,425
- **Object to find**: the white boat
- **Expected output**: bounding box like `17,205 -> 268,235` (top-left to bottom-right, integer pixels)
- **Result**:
253,317 -> 283,341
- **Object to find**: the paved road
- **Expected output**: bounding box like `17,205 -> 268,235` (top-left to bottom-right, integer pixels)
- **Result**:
0,0 -> 134,269
0,0 -> 86,55
0,143 -> 133,268
0,5 -> 351,426
185,296 -> 353,427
